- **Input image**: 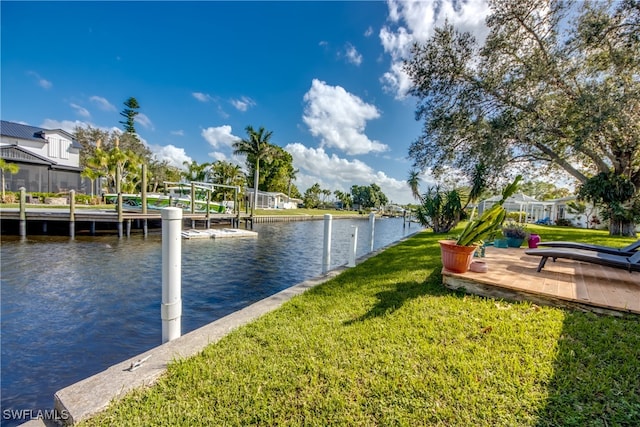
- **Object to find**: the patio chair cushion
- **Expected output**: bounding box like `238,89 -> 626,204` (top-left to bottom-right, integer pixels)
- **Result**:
537,239 -> 640,256
525,247 -> 640,273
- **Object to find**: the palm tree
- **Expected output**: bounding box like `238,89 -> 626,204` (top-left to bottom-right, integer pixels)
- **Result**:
182,160 -> 211,183
0,159 -> 19,202
287,168 -> 299,198
81,167 -> 103,198
232,126 -> 278,215
211,160 -> 245,201
407,170 -> 422,202
466,162 -> 488,221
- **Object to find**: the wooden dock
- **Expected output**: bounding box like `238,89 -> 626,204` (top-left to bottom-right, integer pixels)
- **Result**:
442,246 -> 639,316
0,207 -> 250,238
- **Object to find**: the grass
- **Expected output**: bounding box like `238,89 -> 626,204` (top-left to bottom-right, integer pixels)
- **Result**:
80,225 -> 638,426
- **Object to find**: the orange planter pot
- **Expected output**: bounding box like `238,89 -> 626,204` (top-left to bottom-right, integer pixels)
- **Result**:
439,240 -> 477,273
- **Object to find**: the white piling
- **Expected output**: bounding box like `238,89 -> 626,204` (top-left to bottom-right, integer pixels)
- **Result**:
161,207 -> 182,343
322,214 -> 332,275
369,212 -> 376,252
348,226 -> 358,267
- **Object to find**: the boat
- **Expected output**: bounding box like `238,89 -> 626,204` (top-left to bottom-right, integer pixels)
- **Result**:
104,193 -> 231,213
181,228 -> 258,239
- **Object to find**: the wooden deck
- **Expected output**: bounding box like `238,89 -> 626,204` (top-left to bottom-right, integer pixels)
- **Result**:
442,246 -> 640,316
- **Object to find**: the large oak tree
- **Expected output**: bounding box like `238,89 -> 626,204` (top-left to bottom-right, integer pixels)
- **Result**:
405,0 -> 639,235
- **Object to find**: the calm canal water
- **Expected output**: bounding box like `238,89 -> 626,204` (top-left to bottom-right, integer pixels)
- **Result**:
1,217 -> 421,426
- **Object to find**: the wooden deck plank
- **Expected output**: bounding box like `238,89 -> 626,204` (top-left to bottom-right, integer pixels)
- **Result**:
442,246 -> 639,316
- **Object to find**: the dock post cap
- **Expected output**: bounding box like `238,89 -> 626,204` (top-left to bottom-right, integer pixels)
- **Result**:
161,207 -> 183,220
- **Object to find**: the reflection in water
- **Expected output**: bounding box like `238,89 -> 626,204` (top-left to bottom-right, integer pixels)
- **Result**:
0,217 -> 421,426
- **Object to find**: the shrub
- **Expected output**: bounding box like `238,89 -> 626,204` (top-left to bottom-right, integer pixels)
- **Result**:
502,221 -> 529,239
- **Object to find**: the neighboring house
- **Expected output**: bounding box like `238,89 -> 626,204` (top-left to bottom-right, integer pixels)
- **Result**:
478,193 -> 554,222
546,196 -> 604,229
245,189 -> 302,209
382,204 -> 407,216
0,120 -> 85,193
477,192 -> 617,229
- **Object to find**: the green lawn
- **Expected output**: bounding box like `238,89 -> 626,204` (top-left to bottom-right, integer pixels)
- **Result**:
82,225 -> 639,426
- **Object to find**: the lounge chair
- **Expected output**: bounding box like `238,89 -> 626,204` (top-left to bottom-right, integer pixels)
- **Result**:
537,239 -> 640,256
525,247 -> 640,273
534,217 -> 551,225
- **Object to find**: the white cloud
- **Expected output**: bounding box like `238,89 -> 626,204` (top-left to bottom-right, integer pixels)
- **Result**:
148,144 -> 192,169
344,43 -> 363,66
135,113 -> 154,130
40,119 -> 91,134
364,26 -> 374,37
70,103 -> 91,118
380,0 -> 490,99
27,71 -> 52,89
201,125 -> 240,150
285,143 -> 415,204
302,79 -> 387,155
230,96 -> 256,112
192,92 -> 213,102
208,151 -> 228,162
171,129 -> 184,136
89,96 -> 116,112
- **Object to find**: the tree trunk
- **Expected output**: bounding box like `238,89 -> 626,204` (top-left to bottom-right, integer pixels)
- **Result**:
252,162 -> 260,216
609,219 -> 638,237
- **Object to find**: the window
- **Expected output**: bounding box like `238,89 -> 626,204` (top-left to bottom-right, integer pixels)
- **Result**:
60,139 -> 70,159
48,137 -> 59,158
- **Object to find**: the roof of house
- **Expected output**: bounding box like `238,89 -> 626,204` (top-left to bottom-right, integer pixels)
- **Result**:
0,145 -> 56,165
0,120 -> 81,148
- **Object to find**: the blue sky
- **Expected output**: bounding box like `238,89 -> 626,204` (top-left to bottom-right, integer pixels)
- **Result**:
1,1 -> 491,204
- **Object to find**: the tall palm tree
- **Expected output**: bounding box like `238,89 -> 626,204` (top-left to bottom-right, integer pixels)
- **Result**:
232,125 -> 278,215
407,170 -> 422,202
287,168 -> 299,198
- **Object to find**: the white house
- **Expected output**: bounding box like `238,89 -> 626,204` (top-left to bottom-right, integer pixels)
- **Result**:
245,189 -> 302,209
476,192 -> 620,229
478,193 -> 554,223
0,120 -> 84,193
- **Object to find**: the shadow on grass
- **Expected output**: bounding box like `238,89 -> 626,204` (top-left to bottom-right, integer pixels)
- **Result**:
343,268 -> 446,325
535,312 -> 640,427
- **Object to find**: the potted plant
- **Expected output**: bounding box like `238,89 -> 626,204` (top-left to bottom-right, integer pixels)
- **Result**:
492,230 -> 509,248
439,175 -> 521,273
501,221 -> 529,247
527,233 -> 541,248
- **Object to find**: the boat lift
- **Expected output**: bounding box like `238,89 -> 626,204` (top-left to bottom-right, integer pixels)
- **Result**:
163,181 -> 243,228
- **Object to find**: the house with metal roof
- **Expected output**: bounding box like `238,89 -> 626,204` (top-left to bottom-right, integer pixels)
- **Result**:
0,120 -> 85,193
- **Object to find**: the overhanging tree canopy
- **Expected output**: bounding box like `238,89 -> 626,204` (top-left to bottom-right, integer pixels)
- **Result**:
404,0 -> 639,235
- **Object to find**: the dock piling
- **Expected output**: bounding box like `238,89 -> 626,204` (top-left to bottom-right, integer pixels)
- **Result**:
141,164 -> 148,237
322,214 -> 332,275
19,187 -> 26,238
348,226 -> 358,267
161,207 -> 182,343
69,190 -> 75,239
369,212 -> 376,252
117,193 -> 123,238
